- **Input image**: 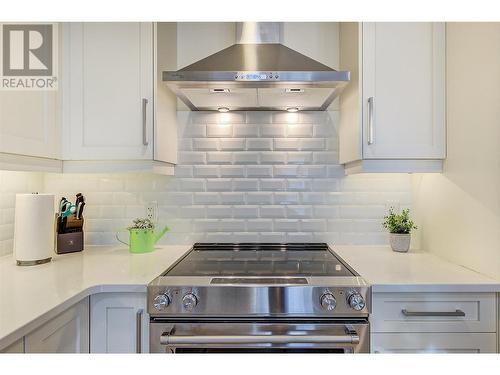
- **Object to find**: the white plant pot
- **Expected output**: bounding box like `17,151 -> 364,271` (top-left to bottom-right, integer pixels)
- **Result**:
389,233 -> 411,253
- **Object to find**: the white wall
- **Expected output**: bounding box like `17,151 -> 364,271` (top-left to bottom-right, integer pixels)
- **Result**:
412,23 -> 500,279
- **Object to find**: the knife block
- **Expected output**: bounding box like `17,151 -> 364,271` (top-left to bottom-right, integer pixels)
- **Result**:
55,214 -> 84,254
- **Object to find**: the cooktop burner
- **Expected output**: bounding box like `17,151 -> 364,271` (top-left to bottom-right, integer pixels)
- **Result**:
163,243 -> 356,277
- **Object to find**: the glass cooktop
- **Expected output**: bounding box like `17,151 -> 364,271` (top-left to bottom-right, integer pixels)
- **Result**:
164,243 -> 356,277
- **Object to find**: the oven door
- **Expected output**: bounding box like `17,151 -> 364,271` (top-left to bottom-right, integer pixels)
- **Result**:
150,321 -> 369,353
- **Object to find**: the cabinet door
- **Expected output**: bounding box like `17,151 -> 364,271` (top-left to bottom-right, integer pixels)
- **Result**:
372,333 -> 497,353
90,292 -> 148,353
64,23 -> 153,160
25,298 -> 89,353
0,89 -> 60,159
362,23 -> 445,159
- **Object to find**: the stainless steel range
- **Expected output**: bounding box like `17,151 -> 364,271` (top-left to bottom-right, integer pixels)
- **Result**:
148,243 -> 370,353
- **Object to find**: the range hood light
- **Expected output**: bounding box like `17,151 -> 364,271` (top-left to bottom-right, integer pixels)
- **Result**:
285,88 -> 305,93
286,107 -> 299,113
218,107 -> 230,113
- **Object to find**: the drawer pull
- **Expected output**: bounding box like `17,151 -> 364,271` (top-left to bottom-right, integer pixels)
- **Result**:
401,309 -> 465,317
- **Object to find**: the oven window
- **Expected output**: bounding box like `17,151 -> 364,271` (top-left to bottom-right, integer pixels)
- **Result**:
173,348 -> 346,353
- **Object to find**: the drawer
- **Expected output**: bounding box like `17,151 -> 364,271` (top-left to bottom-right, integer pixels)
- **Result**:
371,292 -> 496,333
372,332 -> 497,353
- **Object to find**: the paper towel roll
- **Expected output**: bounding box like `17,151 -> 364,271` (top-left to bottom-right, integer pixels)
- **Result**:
14,193 -> 55,266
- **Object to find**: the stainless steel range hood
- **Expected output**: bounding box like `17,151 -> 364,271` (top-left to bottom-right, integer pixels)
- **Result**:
163,23 -> 350,111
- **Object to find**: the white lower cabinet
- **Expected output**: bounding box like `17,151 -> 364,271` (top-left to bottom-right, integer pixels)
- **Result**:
370,292 -> 498,353
24,298 -> 89,353
90,292 -> 148,353
372,333 -> 497,353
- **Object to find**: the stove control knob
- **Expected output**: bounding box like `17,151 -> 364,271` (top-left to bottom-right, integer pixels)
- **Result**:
320,293 -> 337,311
153,293 -> 171,311
182,293 -> 198,311
347,292 -> 366,311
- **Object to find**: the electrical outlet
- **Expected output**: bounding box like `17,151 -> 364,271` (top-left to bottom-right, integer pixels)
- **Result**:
146,201 -> 158,223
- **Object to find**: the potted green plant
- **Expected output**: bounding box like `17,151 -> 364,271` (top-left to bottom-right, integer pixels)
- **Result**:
382,208 -> 417,253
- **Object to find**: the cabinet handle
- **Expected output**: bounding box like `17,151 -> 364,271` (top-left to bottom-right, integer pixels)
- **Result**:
136,309 -> 143,353
401,309 -> 465,317
367,96 -> 375,145
142,98 -> 149,146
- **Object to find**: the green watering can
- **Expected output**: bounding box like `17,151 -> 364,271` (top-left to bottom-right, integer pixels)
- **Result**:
116,226 -> 169,254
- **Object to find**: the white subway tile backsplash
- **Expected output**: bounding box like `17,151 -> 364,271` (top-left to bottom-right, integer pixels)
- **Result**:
178,179 -> 206,191
274,192 -> 299,205
261,124 -> 286,137
287,152 -> 312,164
260,206 -> 286,218
174,166 -> 193,178
286,124 -> 313,137
206,179 -> 232,191
193,192 -> 219,205
232,179 -> 259,191
259,232 -> 286,242
300,219 -> 327,232
207,124 -> 233,137
299,166 -> 327,178
233,232 -> 260,242
233,152 -> 260,164
274,219 -> 299,232
233,205 -> 259,218
193,219 -> 219,232
193,138 -> 219,151
0,111 -> 413,252
207,205 -> 232,218
234,124 -> 260,137
178,152 -> 206,165
246,138 -> 273,151
287,232 -> 313,242
260,179 -> 286,191
273,165 -> 299,177
246,219 -> 273,231
220,139 -> 245,150
219,219 -> 246,232
274,138 -> 300,150
287,179 -> 312,191
286,206 -> 313,219
220,192 -> 246,204
301,138 -> 325,150
220,166 -> 246,178
193,166 -> 220,178
246,192 -> 273,205
246,166 -> 273,178
260,152 -> 287,164
207,152 -> 232,164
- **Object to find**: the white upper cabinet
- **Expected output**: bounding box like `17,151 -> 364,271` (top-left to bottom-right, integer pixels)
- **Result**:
0,24 -> 61,161
63,23 -> 154,160
0,91 -> 60,159
339,23 -> 446,173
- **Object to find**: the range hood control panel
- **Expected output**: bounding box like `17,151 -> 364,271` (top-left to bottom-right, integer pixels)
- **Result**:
235,72 -> 280,81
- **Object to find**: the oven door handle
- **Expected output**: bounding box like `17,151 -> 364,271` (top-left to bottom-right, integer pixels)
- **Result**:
160,333 -> 360,346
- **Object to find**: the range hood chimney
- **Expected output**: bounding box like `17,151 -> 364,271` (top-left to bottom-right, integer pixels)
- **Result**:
163,22 -> 350,112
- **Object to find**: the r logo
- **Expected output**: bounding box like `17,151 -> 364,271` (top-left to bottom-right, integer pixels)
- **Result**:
2,24 -> 53,76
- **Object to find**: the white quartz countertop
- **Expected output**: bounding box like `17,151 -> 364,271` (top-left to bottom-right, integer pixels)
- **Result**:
0,245 -> 191,349
332,245 -> 500,293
